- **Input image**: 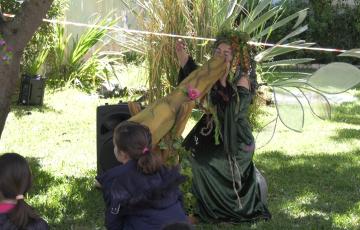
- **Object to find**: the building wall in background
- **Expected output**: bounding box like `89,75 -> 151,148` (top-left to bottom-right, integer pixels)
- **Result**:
65,0 -> 138,53
65,0 -> 136,38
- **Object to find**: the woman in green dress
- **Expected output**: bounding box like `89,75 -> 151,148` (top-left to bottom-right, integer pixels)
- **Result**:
176,32 -> 271,223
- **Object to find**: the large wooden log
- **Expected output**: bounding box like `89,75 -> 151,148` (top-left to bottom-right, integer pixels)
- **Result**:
129,56 -> 227,146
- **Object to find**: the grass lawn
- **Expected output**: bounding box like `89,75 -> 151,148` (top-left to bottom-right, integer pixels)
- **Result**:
0,88 -> 359,229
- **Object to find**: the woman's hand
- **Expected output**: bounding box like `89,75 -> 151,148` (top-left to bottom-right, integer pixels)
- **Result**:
175,39 -> 189,68
237,74 -> 250,89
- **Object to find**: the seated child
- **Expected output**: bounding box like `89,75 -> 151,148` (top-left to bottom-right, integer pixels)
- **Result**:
0,153 -> 48,230
96,121 -> 189,230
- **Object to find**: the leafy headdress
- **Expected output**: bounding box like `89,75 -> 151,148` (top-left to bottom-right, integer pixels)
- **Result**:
213,30 -> 257,95
198,30 -> 258,144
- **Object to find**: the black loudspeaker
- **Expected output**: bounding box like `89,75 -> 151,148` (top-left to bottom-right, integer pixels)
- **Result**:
96,103 -> 131,175
18,75 -> 45,105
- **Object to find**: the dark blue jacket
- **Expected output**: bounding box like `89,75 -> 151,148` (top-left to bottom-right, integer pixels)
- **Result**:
96,160 -> 188,230
0,214 -> 48,230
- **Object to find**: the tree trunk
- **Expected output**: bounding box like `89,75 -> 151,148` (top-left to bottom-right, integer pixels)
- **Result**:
0,0 -> 54,139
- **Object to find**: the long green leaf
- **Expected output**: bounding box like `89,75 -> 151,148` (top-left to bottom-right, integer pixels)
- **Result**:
263,73 -> 310,84
272,25 -> 308,48
240,0 -> 272,31
244,6 -> 280,34
292,7 -> 308,29
27,48 -> 49,75
255,24 -> 310,62
226,0 -> 238,19
69,16 -> 118,66
256,40 -> 314,62
220,0 -> 247,30
261,58 -> 315,68
254,8 -> 308,39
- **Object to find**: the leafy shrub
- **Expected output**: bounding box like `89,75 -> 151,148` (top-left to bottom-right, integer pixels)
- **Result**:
122,51 -> 144,65
269,0 -> 360,64
2,0 -> 69,75
45,16 -> 120,92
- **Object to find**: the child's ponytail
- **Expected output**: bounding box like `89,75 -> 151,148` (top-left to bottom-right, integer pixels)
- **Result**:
10,198 -> 39,229
114,121 -> 163,174
138,147 -> 162,174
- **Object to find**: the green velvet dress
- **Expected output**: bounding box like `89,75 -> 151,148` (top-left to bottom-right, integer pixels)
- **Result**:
180,58 -> 271,223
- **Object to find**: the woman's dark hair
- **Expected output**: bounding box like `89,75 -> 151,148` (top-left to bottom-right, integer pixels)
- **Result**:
114,121 -> 162,174
0,153 -> 40,228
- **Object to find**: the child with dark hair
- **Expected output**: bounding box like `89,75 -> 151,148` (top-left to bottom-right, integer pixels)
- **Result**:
0,153 -> 48,230
96,121 -> 189,230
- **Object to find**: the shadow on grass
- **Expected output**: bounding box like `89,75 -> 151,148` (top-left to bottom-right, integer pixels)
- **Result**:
330,128 -> 360,141
331,101 -> 360,125
10,104 -> 61,118
254,150 -> 360,229
25,150 -> 360,230
26,157 -> 105,230
197,150 -> 360,230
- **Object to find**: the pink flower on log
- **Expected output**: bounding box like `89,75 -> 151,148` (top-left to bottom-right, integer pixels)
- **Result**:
187,85 -> 200,100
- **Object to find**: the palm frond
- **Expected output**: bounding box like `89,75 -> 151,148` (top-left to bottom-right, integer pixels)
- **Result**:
69,16 -> 117,66
243,7 -> 280,34
239,0 -> 272,31
261,58 -> 315,68
256,40 -> 315,62
254,8 -> 308,40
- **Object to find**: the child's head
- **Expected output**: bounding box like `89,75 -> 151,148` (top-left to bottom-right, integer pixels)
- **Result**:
113,121 -> 162,174
0,153 -> 32,201
0,153 -> 39,228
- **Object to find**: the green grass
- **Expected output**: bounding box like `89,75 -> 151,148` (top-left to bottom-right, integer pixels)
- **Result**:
0,88 -> 359,229
1,88 -> 119,229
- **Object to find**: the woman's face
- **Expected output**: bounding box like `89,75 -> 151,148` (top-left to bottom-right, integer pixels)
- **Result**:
214,43 -> 233,64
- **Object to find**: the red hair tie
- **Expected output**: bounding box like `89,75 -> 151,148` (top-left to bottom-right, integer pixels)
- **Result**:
142,147 -> 149,154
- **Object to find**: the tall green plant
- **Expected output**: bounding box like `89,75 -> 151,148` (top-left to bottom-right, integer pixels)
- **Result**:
25,50 -> 49,76
23,35 -> 50,76
52,24 -> 71,75
47,16 -> 120,91
119,0 -> 311,102
119,0 -> 240,101
269,0 -> 360,64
